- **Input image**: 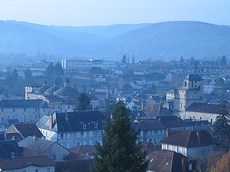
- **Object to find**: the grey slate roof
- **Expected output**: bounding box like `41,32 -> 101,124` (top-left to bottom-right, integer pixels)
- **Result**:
45,86 -> 59,95
0,99 -> 48,108
186,102 -> 225,114
0,156 -> 54,170
161,130 -> 213,148
64,96 -> 79,105
42,95 -> 64,103
186,74 -> 203,81
7,123 -> 43,138
54,86 -> 78,97
19,136 -> 68,154
156,116 -> 188,129
37,111 -> 105,133
35,85 -> 50,94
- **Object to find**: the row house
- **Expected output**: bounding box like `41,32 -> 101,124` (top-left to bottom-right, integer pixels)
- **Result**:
37,111 -> 105,148
132,119 -> 166,144
0,99 -> 49,126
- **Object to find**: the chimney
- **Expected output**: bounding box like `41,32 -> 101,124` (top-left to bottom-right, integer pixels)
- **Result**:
141,101 -> 144,111
166,129 -> 169,136
197,131 -> 201,146
50,115 -> 53,129
65,112 -> 69,123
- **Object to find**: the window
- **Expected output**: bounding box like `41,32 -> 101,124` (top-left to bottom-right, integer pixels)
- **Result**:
60,133 -> 64,139
35,169 -> 39,172
47,168 -> 50,172
10,152 -> 16,158
189,163 -> 193,170
52,154 -> 56,160
13,108 -> 15,112
1,117 -> 4,122
94,123 -> 98,129
23,170 -> 27,172
83,124 -> 86,130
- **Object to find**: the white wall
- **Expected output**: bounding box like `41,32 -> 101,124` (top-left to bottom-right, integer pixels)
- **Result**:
0,107 -> 49,123
185,111 -> 218,123
57,130 -> 103,148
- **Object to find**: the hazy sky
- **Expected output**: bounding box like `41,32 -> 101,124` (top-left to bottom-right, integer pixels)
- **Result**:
0,0 -> 229,26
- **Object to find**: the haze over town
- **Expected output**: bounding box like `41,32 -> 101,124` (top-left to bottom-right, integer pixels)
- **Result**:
0,1 -> 229,172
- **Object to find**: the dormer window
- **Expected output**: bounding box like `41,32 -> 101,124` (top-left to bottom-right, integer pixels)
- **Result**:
184,81 -> 187,87
10,152 -> 16,158
94,123 -> 98,129
83,124 -> 87,130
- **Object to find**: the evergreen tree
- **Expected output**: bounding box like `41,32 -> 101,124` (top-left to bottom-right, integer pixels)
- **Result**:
104,96 -> 116,116
54,62 -> 64,76
213,101 -> 230,150
54,77 -> 62,87
220,56 -> 227,66
45,62 -> 54,76
121,54 -> 127,64
24,68 -> 32,82
11,69 -> 19,83
92,101 -> 148,172
131,55 -> 135,64
77,93 -> 92,111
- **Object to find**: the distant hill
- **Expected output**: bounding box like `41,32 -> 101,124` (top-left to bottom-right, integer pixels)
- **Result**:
0,20 -> 229,62
101,21 -> 230,59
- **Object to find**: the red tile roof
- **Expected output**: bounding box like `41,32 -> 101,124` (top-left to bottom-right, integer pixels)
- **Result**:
0,156 -> 54,170
186,103 -> 222,114
161,130 -> 213,148
147,150 -> 188,172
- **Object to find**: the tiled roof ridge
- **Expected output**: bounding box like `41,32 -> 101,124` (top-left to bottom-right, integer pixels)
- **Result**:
42,141 -> 55,153
12,125 -> 24,139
